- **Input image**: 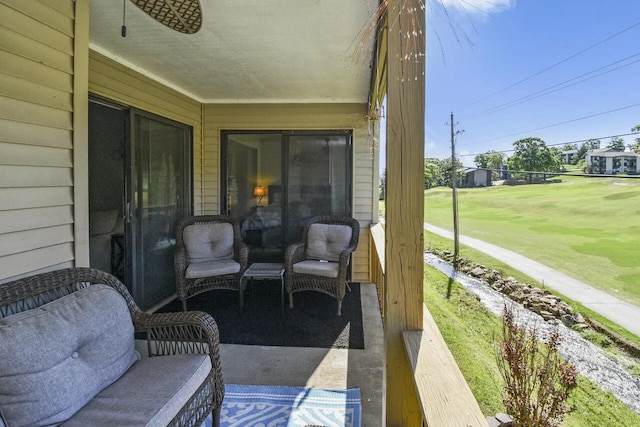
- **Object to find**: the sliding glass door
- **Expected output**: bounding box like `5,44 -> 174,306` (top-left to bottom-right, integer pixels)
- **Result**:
285,134 -> 350,247
222,131 -> 352,263
89,99 -> 191,311
127,109 -> 192,310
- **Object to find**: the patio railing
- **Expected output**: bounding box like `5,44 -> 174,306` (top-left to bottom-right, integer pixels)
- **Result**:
369,223 -> 385,319
369,223 -> 488,426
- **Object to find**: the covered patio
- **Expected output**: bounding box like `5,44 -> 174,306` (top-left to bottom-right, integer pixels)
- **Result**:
1,0 -> 487,425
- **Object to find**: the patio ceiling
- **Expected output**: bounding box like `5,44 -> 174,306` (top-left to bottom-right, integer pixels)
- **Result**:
89,0 -> 379,104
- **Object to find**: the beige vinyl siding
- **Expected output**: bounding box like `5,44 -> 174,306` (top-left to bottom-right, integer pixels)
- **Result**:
202,103 -> 376,282
0,0 -> 80,281
88,51 -> 205,214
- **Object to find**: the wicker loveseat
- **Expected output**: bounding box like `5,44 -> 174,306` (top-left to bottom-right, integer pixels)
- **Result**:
0,267 -> 223,427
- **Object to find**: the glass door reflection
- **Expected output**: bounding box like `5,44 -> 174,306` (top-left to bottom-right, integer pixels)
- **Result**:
222,131 -> 351,263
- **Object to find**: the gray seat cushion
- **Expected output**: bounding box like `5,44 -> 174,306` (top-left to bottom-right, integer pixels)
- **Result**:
185,259 -> 241,279
61,354 -> 211,427
183,223 -> 234,263
0,284 -> 138,427
293,260 -> 340,278
306,224 -> 353,262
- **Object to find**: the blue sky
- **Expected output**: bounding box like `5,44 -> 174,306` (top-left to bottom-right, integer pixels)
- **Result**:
381,0 -> 640,169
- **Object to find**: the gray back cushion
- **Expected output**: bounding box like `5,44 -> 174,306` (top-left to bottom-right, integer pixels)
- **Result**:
184,222 -> 234,264
306,223 -> 353,262
0,284 -> 138,426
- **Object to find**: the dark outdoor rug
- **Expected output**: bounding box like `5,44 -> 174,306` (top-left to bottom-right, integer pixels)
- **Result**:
154,281 -> 365,349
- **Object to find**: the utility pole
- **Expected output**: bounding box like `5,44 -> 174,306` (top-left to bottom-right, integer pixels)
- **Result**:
450,112 -> 460,265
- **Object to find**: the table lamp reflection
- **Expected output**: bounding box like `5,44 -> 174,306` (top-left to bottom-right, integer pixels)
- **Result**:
253,186 -> 266,207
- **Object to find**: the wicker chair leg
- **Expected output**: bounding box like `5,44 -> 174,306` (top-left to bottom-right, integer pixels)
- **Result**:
182,298 -> 188,312
211,405 -> 221,427
337,300 -> 342,316
289,292 -> 294,309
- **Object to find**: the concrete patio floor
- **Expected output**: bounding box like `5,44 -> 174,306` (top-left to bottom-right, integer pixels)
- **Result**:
219,282 -> 385,426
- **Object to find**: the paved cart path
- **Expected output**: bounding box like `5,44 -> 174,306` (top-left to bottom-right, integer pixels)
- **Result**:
424,222 -> 640,337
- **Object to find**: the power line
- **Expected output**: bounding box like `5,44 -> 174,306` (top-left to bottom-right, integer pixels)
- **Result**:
458,131 -> 638,157
464,52 -> 640,118
473,103 -> 640,144
463,20 -> 640,108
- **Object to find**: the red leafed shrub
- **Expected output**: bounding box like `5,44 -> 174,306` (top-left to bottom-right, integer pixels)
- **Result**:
496,305 -> 578,427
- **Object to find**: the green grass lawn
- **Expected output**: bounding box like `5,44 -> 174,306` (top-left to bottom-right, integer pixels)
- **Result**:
424,265 -> 640,426
423,176 -> 640,306
424,230 -> 640,347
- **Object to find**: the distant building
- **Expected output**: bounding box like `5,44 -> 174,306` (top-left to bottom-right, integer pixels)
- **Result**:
465,168 -> 492,188
500,165 -> 511,180
560,149 -> 578,164
585,149 -> 640,174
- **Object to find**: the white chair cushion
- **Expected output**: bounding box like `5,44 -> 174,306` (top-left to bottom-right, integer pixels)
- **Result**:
306,223 -> 353,262
293,260 -> 339,278
89,210 -> 118,236
183,223 -> 234,264
185,259 -> 241,279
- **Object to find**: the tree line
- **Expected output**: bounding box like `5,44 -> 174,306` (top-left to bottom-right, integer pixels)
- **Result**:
378,124 -> 640,197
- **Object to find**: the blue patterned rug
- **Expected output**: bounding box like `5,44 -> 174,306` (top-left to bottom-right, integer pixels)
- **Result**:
203,384 -> 362,427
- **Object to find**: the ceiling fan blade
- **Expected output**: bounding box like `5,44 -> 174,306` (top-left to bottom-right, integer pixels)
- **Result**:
130,0 -> 202,34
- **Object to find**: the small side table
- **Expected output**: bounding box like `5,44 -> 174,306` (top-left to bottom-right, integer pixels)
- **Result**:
241,263 -> 285,315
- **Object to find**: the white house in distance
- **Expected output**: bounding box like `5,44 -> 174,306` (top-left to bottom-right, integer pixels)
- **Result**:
585,148 -> 640,174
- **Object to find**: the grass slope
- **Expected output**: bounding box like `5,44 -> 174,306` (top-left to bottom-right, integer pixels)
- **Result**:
424,265 -> 640,426
424,230 -> 640,348
424,176 -> 640,306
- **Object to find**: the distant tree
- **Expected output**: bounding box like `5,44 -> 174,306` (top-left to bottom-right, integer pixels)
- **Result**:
425,157 -> 464,188
474,151 -> 504,179
606,136 -> 626,152
507,137 -> 561,182
587,138 -> 601,149
424,158 -> 439,189
474,153 -> 490,169
629,125 -> 640,154
379,169 -> 386,200
575,138 -> 600,162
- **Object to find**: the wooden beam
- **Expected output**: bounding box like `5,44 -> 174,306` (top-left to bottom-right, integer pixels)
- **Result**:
403,307 -> 488,426
384,0 -> 425,425
73,0 -> 90,267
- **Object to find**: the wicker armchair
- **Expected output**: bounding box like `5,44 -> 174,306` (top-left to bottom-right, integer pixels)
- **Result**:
285,215 -> 360,316
175,215 -> 249,312
0,267 -> 224,427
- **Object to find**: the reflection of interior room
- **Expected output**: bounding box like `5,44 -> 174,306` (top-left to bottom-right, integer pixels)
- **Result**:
88,102 -> 126,281
224,132 -> 351,263
226,134 -> 283,263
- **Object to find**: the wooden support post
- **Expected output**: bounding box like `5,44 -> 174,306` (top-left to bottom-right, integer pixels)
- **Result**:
384,0 -> 425,425
73,0 -> 90,267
